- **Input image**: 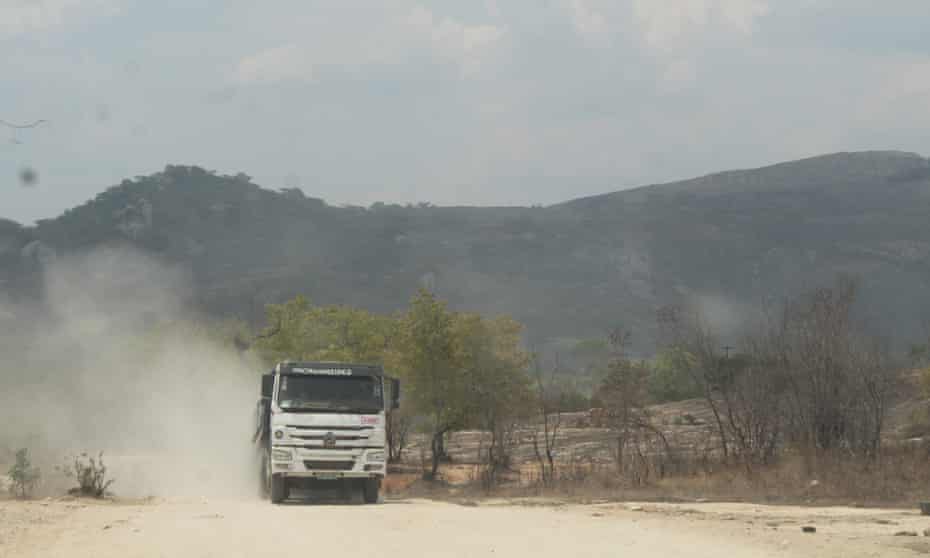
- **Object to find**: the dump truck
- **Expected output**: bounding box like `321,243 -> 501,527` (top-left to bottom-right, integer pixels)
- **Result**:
254,361 -> 400,504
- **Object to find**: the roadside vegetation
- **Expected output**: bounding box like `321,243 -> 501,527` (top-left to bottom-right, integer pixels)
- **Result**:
237,275 -> 930,506
7,448 -> 41,499
3,273 -> 928,506
58,452 -> 116,498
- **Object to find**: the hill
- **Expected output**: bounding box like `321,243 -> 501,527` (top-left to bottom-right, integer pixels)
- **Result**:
2,151 -> 930,355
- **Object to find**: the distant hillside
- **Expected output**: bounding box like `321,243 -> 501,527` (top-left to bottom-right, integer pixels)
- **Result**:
2,151 -> 930,355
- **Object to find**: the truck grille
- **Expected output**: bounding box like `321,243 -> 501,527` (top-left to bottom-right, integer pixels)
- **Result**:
287,425 -> 374,431
291,434 -> 365,441
304,460 -> 355,471
284,424 -> 379,450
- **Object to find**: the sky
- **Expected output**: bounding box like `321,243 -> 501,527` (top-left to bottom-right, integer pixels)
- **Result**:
1,0 -> 929,224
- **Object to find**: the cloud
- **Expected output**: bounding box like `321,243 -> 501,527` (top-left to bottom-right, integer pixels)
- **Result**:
232,6 -> 505,85
567,0 -> 609,45
716,0 -> 771,34
234,44 -> 312,84
406,6 -> 505,76
658,58 -> 699,92
0,0 -> 120,37
632,0 -> 770,52
3,0 -> 930,224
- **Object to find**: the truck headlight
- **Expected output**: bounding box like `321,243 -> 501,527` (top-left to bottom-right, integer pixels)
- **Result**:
274,429 -> 284,440
272,448 -> 292,461
367,451 -> 385,462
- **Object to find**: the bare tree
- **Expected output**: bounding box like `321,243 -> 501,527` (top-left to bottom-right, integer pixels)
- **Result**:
846,337 -> 895,458
657,277 -> 896,470
716,345 -> 785,470
386,407 -> 412,463
657,304 -> 731,461
531,354 -> 562,486
477,414 -> 523,490
737,277 -> 897,461
596,330 -> 674,483
770,277 -> 896,457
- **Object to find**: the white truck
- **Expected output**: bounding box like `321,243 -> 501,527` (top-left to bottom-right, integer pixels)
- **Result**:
254,361 -> 400,504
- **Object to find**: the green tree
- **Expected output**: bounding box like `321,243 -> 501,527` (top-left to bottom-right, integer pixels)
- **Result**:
253,295 -> 316,362
394,290 -> 465,479
7,448 -> 40,499
647,348 -> 701,403
254,297 -> 395,364
453,314 -> 533,485
596,358 -> 650,471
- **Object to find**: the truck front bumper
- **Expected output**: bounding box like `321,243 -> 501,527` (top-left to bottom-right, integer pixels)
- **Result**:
270,446 -> 386,479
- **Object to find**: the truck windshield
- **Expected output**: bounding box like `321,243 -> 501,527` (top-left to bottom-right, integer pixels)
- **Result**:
276,375 -> 382,413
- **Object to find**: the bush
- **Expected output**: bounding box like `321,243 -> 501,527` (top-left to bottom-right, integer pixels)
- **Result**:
558,388 -> 591,413
60,452 -> 115,497
903,406 -> 930,439
647,349 -> 701,403
7,448 -> 41,499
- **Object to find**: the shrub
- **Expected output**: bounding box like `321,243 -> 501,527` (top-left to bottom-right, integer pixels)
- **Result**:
903,406 -> 930,439
61,452 -> 115,497
647,349 -> 701,403
7,448 -> 41,499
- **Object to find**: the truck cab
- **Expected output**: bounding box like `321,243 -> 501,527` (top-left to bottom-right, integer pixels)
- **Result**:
255,361 -> 400,504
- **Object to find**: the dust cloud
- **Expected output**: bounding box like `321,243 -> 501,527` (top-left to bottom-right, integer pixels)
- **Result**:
687,293 -> 761,346
0,247 -> 263,499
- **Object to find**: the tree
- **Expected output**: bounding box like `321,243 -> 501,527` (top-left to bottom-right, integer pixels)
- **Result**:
253,295 -> 316,362
658,276 -> 898,468
648,348 -> 702,403
395,290 -> 467,479
771,277 -> 896,458
454,314 -> 533,488
658,304 -> 785,471
910,334 -> 930,406
714,347 -> 785,470
254,297 -> 395,364
386,405 -> 413,463
530,353 -> 564,486
7,448 -> 40,499
656,304 -> 732,461
594,330 -> 672,483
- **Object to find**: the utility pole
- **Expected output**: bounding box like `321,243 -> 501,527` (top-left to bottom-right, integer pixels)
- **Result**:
723,345 -> 734,359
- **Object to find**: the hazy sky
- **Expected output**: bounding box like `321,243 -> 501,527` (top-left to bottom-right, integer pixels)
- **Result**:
2,0 -> 929,223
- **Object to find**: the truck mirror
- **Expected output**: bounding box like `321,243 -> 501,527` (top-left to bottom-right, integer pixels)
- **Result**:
390,378 -> 401,409
261,374 -> 274,398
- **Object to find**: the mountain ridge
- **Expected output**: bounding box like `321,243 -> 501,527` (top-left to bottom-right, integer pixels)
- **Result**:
2,150 -> 929,355
558,150 -> 928,209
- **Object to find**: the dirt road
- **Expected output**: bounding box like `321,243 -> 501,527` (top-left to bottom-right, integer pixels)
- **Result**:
2,497 -> 927,557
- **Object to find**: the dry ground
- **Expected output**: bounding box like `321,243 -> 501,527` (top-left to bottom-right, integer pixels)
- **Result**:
4,396 -> 929,557
2,496 -> 930,557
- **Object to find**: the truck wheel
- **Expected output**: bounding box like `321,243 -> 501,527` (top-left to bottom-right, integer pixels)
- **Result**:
270,474 -> 287,504
363,478 -> 381,504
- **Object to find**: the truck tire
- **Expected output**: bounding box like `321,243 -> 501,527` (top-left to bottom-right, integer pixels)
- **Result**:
363,478 -> 381,504
270,474 -> 287,504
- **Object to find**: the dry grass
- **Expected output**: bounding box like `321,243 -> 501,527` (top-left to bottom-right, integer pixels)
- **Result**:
398,444 -> 930,508
388,396 -> 930,507
382,471 -> 419,495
